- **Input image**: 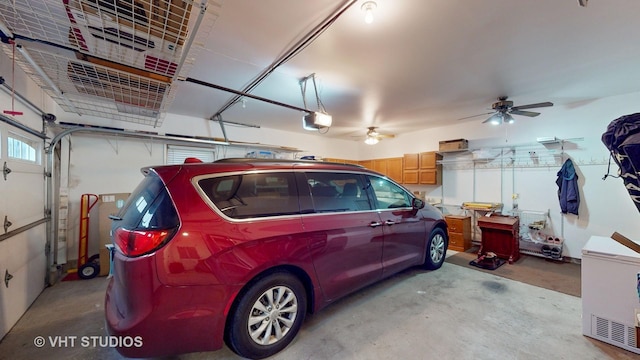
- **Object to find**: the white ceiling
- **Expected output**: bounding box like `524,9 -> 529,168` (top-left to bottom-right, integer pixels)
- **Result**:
3,0 -> 640,141
167,0 -> 640,140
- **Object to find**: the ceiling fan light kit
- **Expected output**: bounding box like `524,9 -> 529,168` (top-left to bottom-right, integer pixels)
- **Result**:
364,136 -> 379,145
363,126 -> 394,145
487,113 -> 502,125
473,96 -> 553,125
504,113 -> 515,124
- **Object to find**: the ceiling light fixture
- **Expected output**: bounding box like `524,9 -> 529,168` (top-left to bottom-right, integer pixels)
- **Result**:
365,136 -> 379,145
361,1 -> 377,24
504,113 -> 515,124
488,113 -> 503,126
487,112 -> 516,125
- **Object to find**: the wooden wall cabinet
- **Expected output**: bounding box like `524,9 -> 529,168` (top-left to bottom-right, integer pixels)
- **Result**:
323,158 -> 361,165
323,158 -> 350,164
386,157 -> 403,183
359,160 -> 373,170
403,171 -> 418,184
403,153 -> 419,184
445,215 -> 471,252
372,159 -> 387,174
418,151 -> 443,185
341,158 -> 402,183
404,153 -> 419,169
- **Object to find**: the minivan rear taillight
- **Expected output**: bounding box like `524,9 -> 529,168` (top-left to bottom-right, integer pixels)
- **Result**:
114,227 -> 173,257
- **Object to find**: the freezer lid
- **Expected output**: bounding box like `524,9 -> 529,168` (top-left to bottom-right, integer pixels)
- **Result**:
582,235 -> 640,262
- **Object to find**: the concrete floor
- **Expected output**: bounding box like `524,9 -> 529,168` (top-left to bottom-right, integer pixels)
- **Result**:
0,255 -> 636,360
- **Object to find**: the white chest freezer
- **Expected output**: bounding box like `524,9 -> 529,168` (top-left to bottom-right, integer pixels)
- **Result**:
582,235 -> 640,354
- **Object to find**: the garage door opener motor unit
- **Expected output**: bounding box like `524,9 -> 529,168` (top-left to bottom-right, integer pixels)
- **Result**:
303,111 -> 332,130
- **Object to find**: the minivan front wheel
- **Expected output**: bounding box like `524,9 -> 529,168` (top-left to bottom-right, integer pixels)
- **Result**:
423,228 -> 447,270
226,272 -> 306,359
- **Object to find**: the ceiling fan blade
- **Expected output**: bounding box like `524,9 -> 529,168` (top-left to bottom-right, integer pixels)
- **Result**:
510,110 -> 541,117
378,134 -> 395,139
458,111 -> 494,120
511,101 -> 553,111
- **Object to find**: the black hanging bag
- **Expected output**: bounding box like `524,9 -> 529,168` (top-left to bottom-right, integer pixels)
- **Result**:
602,113 -> 640,213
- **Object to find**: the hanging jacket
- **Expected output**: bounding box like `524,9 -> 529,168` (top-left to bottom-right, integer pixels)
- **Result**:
556,158 -> 580,215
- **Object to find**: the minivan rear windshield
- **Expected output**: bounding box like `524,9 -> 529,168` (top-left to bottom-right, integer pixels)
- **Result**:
115,172 -> 179,230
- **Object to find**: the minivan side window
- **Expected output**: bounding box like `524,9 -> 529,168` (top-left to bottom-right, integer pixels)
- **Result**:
367,176 -> 412,209
199,172 -> 300,219
303,172 -> 372,212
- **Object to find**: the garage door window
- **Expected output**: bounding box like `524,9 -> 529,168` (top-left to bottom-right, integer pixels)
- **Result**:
7,133 -> 38,163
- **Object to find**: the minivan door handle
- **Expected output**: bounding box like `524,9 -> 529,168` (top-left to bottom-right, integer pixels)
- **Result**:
384,220 -> 396,226
369,221 -> 382,228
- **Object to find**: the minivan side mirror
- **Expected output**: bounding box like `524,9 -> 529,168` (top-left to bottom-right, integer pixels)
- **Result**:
412,197 -> 425,210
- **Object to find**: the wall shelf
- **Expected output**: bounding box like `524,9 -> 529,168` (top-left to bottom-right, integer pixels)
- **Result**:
436,138 -> 598,170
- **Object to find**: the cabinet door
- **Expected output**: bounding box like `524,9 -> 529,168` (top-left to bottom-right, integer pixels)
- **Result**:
403,170 -> 418,184
386,157 -> 403,183
419,151 -> 442,169
373,159 -> 387,174
359,160 -> 374,170
419,167 -> 442,185
403,153 -> 419,170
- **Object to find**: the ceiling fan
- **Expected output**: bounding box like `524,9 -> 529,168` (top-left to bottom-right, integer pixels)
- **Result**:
461,96 -> 554,125
364,127 -> 395,145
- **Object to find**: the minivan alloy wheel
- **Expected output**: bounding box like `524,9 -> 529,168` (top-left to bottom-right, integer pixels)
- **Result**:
430,232 -> 445,263
423,228 -> 447,270
429,234 -> 444,263
248,285 -> 298,345
227,272 -> 306,359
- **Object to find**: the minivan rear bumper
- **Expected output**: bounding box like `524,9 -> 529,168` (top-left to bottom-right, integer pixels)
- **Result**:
104,251 -> 227,357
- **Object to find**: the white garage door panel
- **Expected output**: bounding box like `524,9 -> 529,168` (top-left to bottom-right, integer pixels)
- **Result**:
0,122 -> 47,342
2,161 -> 45,228
0,225 -> 47,282
0,234 -> 46,339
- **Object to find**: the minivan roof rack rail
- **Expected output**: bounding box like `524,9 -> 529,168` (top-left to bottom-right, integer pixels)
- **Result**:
214,158 -> 363,167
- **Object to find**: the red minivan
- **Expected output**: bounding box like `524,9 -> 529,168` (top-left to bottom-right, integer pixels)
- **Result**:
105,159 -> 448,358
